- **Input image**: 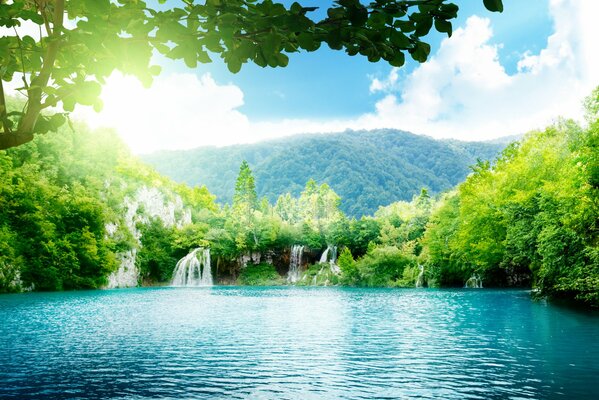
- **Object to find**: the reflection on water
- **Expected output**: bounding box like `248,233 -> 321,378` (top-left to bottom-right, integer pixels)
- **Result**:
1,287 -> 598,399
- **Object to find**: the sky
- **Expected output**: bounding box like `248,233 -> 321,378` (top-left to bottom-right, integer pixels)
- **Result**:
72,0 -> 599,154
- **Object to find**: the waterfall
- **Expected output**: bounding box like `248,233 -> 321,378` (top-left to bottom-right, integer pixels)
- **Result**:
171,248 -> 213,287
320,245 -> 340,275
319,245 -> 338,264
319,247 -> 330,264
104,186 -> 194,290
329,246 -> 340,274
287,245 -> 304,283
464,273 -> 483,288
415,265 -> 425,288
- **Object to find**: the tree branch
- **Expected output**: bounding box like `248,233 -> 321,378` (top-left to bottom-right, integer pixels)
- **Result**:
34,0 -> 52,49
12,27 -> 29,87
15,0 -> 64,142
0,131 -> 34,150
0,79 -> 11,134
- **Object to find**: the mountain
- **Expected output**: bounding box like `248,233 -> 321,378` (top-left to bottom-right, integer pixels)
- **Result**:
142,129 -> 508,217
484,134 -> 524,145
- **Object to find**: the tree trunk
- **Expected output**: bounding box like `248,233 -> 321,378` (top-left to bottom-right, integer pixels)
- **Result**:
0,131 -> 34,150
0,0 -> 65,152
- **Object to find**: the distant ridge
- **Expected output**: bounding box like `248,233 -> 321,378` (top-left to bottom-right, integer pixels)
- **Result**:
483,134 -> 523,145
143,129 -> 507,217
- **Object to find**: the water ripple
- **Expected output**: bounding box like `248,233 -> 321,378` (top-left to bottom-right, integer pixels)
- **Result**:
1,287 -> 598,399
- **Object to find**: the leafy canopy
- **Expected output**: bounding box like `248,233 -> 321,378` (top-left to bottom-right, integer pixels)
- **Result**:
0,0 -> 502,150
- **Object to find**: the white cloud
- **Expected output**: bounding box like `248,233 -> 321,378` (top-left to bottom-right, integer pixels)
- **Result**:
77,73 -> 352,153
369,68 -> 400,93
73,0 -> 598,152
76,73 -> 252,153
357,0 -> 599,141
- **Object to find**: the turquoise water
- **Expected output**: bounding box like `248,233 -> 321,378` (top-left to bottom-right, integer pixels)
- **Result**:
1,287 -> 598,399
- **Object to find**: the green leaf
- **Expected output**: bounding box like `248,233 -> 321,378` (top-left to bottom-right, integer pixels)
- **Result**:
262,34 -> 281,57
276,53 -> 289,67
83,0 -> 111,14
390,30 -> 410,49
197,50 -> 212,64
48,113 -> 66,130
440,3 -> 459,18
415,17 -> 433,37
389,51 -> 405,67
77,81 -> 102,106
394,20 -> 416,33
18,10 -> 44,25
434,19 -> 452,37
348,5 -> 368,26
296,32 -> 315,51
290,2 -> 303,14
93,99 -> 104,113
254,51 -> 268,68
183,53 -> 197,68
410,42 -> 430,63
483,0 -> 504,12
367,12 -> 387,29
226,57 -> 242,73
149,65 -> 162,76
326,30 -> 343,50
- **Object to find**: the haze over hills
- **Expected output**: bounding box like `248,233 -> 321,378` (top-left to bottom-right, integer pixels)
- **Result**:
143,129 -> 508,217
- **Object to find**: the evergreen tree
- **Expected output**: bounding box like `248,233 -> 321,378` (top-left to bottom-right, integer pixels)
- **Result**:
231,161 -> 259,250
233,161 -> 258,217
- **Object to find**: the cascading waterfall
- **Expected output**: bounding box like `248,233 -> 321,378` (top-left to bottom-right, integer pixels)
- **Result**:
320,247 -> 330,264
171,248 -> 213,287
287,245 -> 304,283
415,265 -> 425,288
464,273 -> 483,288
329,246 -> 340,274
320,245 -> 340,275
319,245 -> 338,264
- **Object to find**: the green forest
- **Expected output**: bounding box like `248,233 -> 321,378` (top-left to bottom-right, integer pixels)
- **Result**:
143,129 -> 504,217
0,89 -> 597,307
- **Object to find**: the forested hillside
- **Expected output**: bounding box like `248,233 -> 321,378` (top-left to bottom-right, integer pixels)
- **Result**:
143,129 -> 505,216
0,124 -> 215,292
1,87 -> 596,308
420,112 -> 598,304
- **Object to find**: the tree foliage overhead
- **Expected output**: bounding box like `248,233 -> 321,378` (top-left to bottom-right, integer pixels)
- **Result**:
0,0 -> 502,150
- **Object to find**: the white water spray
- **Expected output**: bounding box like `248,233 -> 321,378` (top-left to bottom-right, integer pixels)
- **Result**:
319,247 -> 330,264
464,273 -> 483,288
320,245 -> 340,274
287,245 -> 304,283
171,248 -> 213,287
415,265 -> 425,288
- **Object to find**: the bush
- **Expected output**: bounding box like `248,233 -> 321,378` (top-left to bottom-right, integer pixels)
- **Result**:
296,263 -> 340,286
237,263 -> 284,286
355,246 -> 416,287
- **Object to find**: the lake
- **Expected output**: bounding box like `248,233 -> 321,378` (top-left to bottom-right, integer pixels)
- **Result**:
1,287 -> 598,399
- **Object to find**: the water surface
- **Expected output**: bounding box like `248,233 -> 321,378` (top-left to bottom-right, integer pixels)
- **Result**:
1,287 -> 598,399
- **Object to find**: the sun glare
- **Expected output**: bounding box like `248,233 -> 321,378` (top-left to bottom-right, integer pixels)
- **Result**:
77,72 -> 250,154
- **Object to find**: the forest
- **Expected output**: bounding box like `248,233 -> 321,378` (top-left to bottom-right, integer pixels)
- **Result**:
143,129 -> 504,217
0,89 -> 597,307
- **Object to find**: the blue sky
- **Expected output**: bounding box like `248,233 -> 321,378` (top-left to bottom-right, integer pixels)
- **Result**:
79,0 -> 599,153
185,0 -> 553,120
